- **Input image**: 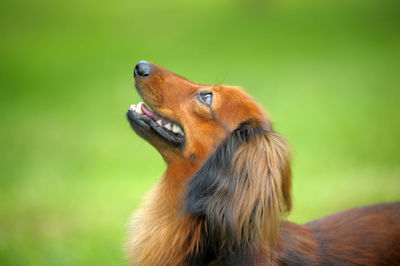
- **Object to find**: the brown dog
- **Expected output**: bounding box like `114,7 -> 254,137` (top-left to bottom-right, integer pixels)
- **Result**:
126,61 -> 400,265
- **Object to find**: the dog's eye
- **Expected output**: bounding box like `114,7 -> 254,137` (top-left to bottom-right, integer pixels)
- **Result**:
198,91 -> 213,107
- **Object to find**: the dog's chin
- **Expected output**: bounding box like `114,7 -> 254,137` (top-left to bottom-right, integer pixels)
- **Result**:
126,102 -> 185,147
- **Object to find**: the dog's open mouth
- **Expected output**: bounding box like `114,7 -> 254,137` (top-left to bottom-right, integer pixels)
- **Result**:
127,102 -> 185,145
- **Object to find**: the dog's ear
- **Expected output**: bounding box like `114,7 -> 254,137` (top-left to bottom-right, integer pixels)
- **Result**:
185,122 -> 291,251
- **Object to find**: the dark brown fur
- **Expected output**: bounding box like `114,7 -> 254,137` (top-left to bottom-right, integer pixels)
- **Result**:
126,61 -> 400,265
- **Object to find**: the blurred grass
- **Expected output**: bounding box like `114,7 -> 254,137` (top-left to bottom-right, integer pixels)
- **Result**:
1,0 -> 399,265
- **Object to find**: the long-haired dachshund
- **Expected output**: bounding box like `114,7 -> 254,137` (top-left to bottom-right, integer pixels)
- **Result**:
126,61 -> 400,265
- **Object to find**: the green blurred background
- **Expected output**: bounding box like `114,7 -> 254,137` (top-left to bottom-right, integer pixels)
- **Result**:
1,0 -> 399,265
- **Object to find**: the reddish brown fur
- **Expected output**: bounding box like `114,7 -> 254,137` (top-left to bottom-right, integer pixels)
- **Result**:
126,62 -> 400,265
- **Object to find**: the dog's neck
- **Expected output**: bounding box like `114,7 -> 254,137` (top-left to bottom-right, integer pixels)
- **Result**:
162,159 -> 200,192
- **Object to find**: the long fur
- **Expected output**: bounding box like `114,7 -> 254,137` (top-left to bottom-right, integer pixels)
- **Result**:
185,122 -> 291,264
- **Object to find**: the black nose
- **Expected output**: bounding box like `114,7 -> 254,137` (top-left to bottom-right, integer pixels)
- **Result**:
134,60 -> 152,77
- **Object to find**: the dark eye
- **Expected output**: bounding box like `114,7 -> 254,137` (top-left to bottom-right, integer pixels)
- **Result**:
198,91 -> 213,106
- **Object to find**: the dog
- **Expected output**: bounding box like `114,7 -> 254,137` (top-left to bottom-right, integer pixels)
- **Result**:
126,61 -> 400,265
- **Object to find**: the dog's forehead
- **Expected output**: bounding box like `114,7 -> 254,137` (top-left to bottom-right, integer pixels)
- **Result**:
205,86 -> 268,131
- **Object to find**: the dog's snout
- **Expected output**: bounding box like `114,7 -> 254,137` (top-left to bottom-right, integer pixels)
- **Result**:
134,60 -> 152,78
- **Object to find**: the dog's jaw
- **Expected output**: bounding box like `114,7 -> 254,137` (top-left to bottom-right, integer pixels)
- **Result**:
127,101 -> 185,146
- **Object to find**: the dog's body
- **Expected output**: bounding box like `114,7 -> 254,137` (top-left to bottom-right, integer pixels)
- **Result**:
280,203 -> 400,265
126,61 -> 400,265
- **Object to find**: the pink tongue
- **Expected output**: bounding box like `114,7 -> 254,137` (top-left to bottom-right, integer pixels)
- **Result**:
141,104 -> 161,121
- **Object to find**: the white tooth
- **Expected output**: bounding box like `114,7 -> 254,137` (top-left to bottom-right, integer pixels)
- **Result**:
172,124 -> 181,134
130,104 -> 136,110
176,126 -> 184,135
156,120 -> 163,126
164,123 -> 172,130
136,103 -> 143,114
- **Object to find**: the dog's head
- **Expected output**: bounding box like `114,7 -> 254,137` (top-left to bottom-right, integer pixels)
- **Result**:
127,60 -> 267,164
127,61 -> 291,252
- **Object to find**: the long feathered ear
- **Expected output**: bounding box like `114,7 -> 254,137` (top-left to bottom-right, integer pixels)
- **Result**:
185,122 -> 292,254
